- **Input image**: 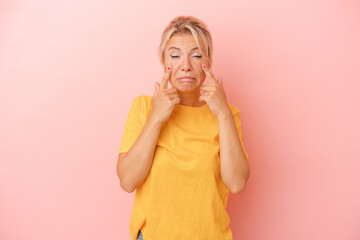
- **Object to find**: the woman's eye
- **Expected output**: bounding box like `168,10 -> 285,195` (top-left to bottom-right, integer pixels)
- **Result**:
170,55 -> 202,59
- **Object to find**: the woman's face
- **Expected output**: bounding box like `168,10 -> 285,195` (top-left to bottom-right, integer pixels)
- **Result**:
164,33 -> 210,93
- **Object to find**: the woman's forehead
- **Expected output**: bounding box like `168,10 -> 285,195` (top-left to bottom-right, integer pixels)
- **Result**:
166,34 -> 204,52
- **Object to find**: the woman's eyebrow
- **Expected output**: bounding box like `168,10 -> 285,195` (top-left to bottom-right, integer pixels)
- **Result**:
168,46 -> 203,52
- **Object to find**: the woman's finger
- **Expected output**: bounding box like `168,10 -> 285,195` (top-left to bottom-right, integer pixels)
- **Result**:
168,93 -> 179,100
201,64 -> 218,86
200,85 -> 217,92
153,81 -> 160,97
199,95 -> 208,102
160,66 -> 172,89
164,87 -> 178,94
200,91 -> 212,97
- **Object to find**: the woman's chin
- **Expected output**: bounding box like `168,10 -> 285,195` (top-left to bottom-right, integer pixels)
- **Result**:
172,81 -> 200,93
174,84 -> 200,93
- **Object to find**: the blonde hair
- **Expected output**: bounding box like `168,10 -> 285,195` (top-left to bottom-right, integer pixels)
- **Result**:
158,16 -> 213,70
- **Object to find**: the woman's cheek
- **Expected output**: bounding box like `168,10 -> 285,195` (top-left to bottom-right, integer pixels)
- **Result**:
199,70 -> 206,79
164,57 -> 174,68
170,71 -> 176,85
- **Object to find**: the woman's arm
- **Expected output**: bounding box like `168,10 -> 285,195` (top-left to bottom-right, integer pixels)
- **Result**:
199,64 -> 249,194
217,110 -> 250,194
116,114 -> 163,193
116,66 -> 179,193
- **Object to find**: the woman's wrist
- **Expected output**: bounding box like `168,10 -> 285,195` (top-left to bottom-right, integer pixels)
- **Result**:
148,112 -> 165,129
216,107 -> 233,120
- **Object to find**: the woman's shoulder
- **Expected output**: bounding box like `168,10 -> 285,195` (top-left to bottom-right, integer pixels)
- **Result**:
228,102 -> 240,115
130,95 -> 153,113
132,95 -> 153,104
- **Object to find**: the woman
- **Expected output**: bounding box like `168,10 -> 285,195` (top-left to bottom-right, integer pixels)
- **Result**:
116,15 -> 250,240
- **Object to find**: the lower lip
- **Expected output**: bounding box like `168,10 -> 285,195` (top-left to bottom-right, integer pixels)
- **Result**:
179,78 -> 195,82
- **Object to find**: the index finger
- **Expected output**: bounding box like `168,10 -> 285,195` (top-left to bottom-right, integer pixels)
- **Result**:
201,64 -> 218,86
160,66 -> 172,89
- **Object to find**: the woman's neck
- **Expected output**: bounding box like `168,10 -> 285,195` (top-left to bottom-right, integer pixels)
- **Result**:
177,91 -> 206,107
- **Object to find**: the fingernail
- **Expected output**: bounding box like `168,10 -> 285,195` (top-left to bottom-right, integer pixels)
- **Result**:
202,64 -> 206,69
167,66 -> 172,71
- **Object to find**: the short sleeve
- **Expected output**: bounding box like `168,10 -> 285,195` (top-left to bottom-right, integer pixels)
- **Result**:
118,96 -> 146,154
229,104 -> 249,160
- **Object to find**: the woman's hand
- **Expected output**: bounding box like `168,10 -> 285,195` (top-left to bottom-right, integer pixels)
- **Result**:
199,64 -> 232,118
151,66 -> 180,124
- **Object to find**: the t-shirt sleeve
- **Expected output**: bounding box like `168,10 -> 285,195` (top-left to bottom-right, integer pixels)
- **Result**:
118,96 -> 146,154
230,104 -> 249,160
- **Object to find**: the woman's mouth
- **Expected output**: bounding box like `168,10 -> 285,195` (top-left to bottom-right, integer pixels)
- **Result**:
178,77 -> 195,82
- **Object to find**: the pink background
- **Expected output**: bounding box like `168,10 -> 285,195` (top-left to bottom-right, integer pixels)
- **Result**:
1,0 -> 359,239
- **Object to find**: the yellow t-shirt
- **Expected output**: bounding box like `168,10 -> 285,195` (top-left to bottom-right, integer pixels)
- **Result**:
119,95 -> 248,240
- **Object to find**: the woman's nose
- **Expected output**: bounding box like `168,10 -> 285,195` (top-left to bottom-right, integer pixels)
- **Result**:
181,57 -> 191,72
